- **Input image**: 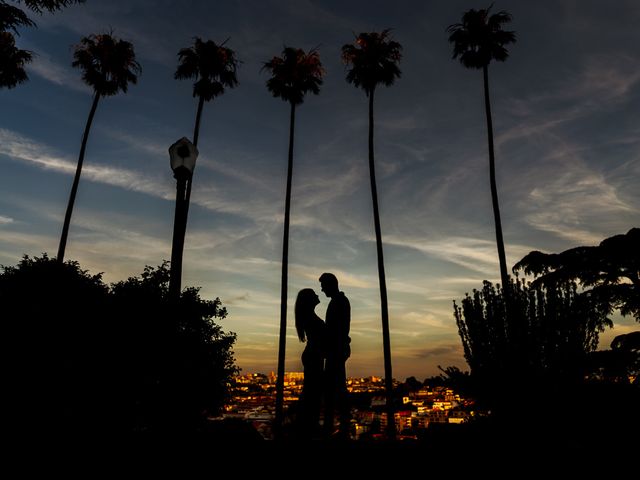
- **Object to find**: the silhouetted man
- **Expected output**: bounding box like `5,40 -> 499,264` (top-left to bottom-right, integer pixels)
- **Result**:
319,272 -> 351,438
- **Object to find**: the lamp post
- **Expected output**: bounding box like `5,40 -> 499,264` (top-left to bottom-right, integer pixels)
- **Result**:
168,137 -> 198,300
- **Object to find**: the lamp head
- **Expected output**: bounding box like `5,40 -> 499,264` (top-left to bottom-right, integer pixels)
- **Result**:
169,137 -> 198,176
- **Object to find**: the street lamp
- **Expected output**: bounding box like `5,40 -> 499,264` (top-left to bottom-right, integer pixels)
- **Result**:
168,137 -> 198,300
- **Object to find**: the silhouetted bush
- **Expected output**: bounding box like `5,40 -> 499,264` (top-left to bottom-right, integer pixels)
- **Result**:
454,277 -> 612,409
1,255 -> 237,435
109,262 -> 238,432
1,254 -> 110,433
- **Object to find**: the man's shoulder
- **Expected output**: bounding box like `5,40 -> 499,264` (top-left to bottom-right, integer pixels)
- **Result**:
336,292 -> 350,307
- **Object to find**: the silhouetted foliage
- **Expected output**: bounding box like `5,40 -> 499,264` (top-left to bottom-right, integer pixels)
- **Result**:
72,33 -> 141,96
341,29 -> 402,437
341,29 -> 401,96
262,46 -> 324,436
447,5 -> 516,69
1,1 -> 84,32
0,30 -> 30,87
0,0 -> 84,88
424,366 -> 475,399
454,277 -> 612,405
514,227 -> 640,321
19,0 -> 84,14
57,33 -> 141,264
263,46 -> 323,105
1,254 -> 110,433
110,262 -> 238,432
586,332 -> 639,383
175,37 -> 239,102
447,5 -> 516,293
1,255 -> 237,435
404,376 -> 423,392
0,2 -> 35,33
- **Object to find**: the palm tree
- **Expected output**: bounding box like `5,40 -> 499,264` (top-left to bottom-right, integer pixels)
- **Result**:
172,37 -> 238,297
342,30 -> 401,438
175,37 -> 239,148
56,33 -> 141,263
262,46 -> 323,437
447,5 -> 516,292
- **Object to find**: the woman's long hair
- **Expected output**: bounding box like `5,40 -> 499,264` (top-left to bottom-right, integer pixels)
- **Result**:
295,288 -> 316,342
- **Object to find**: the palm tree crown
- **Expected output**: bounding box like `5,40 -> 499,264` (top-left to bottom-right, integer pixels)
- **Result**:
447,4 -> 516,69
175,37 -> 239,102
21,1 -> 85,14
72,33 -> 141,96
0,31 -> 32,88
0,2 -> 35,33
262,47 -> 324,105
341,29 -> 402,96
1,1 -> 84,89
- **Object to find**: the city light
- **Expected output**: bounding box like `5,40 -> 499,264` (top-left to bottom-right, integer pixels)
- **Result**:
221,372 -> 477,440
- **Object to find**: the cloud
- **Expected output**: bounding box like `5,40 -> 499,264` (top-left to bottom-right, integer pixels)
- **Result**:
579,54 -> 640,101
0,215 -> 14,225
294,266 -> 375,289
384,234 -> 532,276
28,53 -> 91,93
0,128 -> 172,198
500,53 -> 640,148
0,128 -> 282,224
408,343 -> 461,360
519,144 -> 635,244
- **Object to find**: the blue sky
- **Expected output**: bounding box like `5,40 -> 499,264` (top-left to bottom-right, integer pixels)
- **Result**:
1,0 -> 639,380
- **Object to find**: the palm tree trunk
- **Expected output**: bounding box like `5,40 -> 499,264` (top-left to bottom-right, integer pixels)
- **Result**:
274,101 -> 296,439
483,65 -> 510,291
168,172 -> 189,300
183,96 -> 205,221
57,91 -> 100,264
192,96 -> 205,148
170,95 -> 204,299
368,89 -> 396,439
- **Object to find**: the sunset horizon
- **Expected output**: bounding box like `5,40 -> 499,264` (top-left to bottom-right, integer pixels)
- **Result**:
2,0 -> 638,382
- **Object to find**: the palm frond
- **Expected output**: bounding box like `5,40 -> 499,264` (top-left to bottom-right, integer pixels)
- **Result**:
21,0 -> 85,14
262,46 -> 324,105
175,37 -> 239,101
0,31 -> 32,88
0,3 -> 35,33
72,33 -> 141,96
447,6 -> 516,69
341,29 -> 402,95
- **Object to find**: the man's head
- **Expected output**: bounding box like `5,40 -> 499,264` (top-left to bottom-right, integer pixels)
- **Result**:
319,272 -> 339,298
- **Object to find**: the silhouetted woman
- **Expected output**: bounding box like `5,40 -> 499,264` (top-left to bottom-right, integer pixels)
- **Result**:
295,288 -> 326,438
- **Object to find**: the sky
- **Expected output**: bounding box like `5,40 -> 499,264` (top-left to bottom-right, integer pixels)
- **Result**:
1,0 -> 639,380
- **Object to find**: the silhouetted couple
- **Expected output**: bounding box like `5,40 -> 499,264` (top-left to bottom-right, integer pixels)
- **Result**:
295,273 -> 351,439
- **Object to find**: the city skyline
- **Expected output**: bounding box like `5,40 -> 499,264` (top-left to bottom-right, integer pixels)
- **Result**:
1,1 -> 639,379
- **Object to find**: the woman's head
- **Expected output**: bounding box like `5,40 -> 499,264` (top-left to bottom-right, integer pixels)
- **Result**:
295,288 -> 319,342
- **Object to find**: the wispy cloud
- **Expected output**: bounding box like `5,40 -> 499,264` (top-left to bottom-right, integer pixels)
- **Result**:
294,266 -> 375,289
524,170 -> 633,244
499,53 -> 640,147
0,215 -> 14,225
28,53 -> 91,93
0,128 -> 283,224
579,54 -> 640,101
384,234 -> 532,276
0,128 -> 172,198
